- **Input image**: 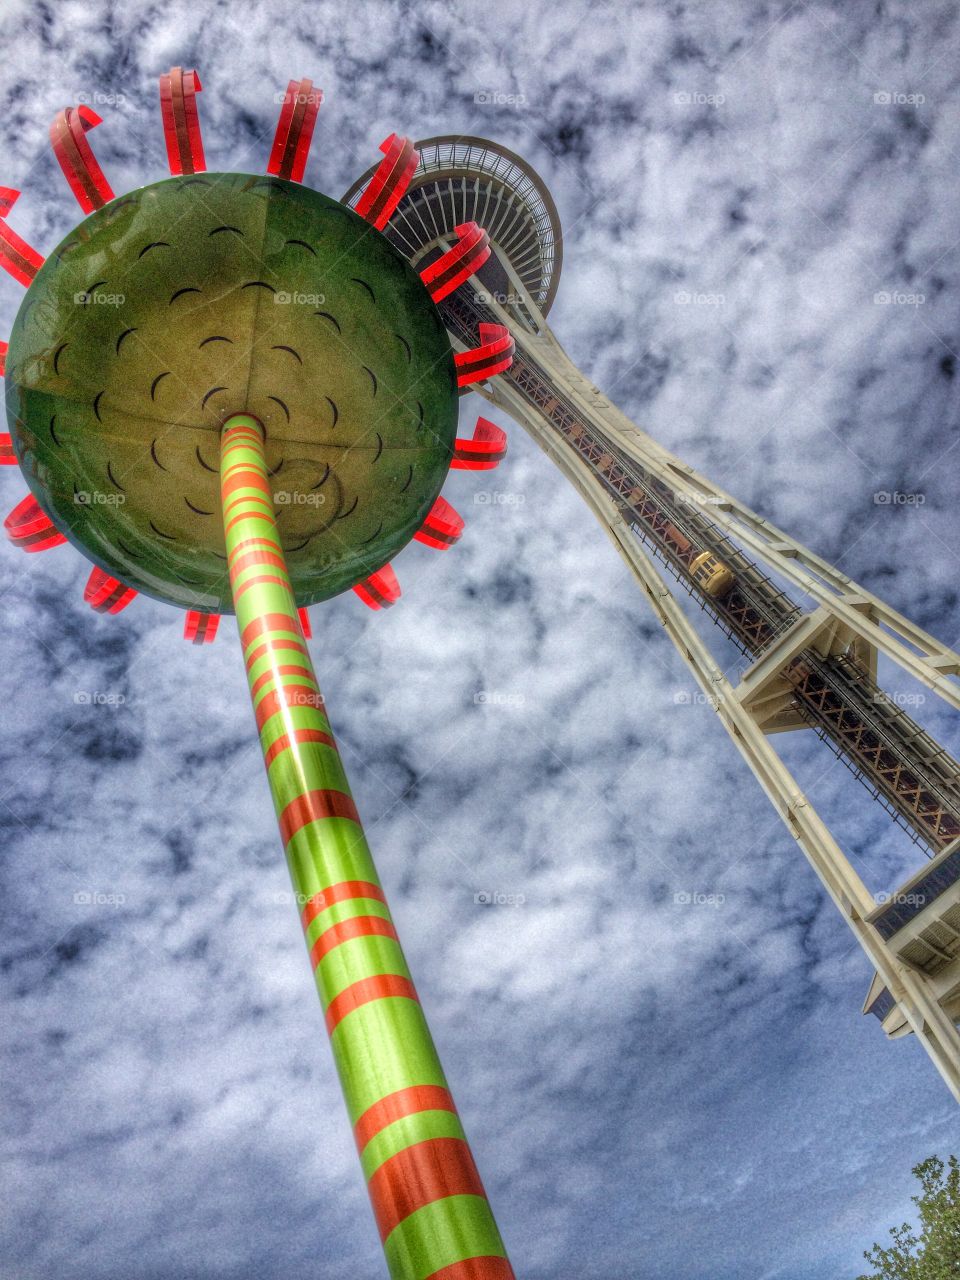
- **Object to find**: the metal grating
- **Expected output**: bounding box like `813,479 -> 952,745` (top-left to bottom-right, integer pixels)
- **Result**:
342,135 -> 563,318
439,286 -> 960,856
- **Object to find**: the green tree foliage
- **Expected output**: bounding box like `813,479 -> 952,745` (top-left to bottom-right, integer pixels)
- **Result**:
859,1155 -> 960,1279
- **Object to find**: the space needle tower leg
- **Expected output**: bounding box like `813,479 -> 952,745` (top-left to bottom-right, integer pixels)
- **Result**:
220,414 -> 515,1280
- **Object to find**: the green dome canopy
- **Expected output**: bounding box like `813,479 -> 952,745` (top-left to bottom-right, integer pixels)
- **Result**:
5,173 -> 458,612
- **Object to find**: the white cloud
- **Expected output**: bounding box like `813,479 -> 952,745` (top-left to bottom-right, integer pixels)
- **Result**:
1,2 -> 958,1278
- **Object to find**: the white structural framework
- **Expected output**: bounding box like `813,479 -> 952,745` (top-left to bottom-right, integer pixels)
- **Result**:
345,138 -> 960,1101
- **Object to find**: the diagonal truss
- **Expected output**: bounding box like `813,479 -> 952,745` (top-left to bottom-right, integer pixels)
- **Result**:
343,140 -> 960,1101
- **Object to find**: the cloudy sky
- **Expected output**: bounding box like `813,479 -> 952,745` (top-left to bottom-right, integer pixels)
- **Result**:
2,1 -> 960,1278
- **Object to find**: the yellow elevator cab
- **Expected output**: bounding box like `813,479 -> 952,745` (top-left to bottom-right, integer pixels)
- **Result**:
689,551 -> 735,599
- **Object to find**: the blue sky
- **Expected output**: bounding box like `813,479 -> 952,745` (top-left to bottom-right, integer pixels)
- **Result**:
1,1 -> 959,1277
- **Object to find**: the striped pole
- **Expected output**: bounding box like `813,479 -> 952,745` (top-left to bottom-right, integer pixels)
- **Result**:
220,414 -> 515,1280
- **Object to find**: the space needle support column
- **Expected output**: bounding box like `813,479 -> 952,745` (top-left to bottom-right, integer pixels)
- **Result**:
219,414 -> 515,1280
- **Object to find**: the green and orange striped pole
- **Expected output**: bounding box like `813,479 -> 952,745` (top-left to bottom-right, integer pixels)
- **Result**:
220,414 -> 515,1280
